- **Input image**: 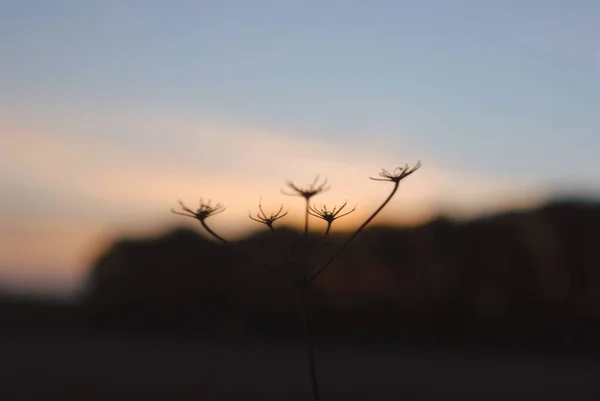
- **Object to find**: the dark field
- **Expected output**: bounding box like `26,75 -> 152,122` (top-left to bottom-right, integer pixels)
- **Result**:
4,200 -> 600,400
1,331 -> 599,401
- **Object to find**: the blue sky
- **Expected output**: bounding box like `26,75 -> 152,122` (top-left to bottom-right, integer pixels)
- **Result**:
3,1 -> 599,179
1,0 -> 599,296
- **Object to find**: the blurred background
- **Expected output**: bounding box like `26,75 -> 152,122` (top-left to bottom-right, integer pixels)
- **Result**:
1,1 -> 600,400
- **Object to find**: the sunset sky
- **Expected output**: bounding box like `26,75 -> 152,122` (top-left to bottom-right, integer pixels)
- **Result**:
1,0 -> 599,297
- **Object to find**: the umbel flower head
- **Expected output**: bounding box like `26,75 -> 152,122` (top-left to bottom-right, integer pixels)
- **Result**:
171,199 -> 225,221
370,161 -> 422,183
249,198 -> 288,228
308,201 -> 356,224
282,175 -> 330,200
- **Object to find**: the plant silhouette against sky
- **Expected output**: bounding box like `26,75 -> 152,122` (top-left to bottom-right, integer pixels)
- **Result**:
172,161 -> 421,401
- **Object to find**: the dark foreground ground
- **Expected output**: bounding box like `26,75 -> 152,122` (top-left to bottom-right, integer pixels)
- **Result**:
1,331 -> 600,401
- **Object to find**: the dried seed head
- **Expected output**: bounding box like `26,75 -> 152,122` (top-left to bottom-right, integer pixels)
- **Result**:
308,200 -> 356,224
249,198 -> 288,228
369,161 -> 422,183
282,175 -> 330,200
171,198 -> 226,221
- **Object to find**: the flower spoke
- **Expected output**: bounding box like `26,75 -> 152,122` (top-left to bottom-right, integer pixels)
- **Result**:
308,200 -> 357,224
369,161 -> 421,183
171,199 -> 226,222
282,175 -> 330,200
249,198 -> 288,228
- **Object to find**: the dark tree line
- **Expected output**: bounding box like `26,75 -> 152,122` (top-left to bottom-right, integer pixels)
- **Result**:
79,199 -> 600,351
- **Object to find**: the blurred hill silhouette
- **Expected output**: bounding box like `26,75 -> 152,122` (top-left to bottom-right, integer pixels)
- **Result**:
4,199 -> 600,353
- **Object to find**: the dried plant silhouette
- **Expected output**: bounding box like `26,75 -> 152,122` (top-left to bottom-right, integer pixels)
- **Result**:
172,161 -> 421,401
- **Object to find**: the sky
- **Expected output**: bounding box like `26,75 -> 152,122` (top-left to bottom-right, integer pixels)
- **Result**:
1,0 -> 599,297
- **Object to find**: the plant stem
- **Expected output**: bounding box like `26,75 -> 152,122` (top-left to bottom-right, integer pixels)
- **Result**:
303,198 -> 310,280
299,284 -> 321,401
304,198 -> 310,239
316,222 -> 332,256
323,223 -> 331,240
309,182 -> 400,283
200,220 -> 296,281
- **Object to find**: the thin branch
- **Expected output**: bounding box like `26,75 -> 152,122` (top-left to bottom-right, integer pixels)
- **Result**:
319,222 -> 333,256
303,198 -> 310,281
323,222 -> 332,240
309,182 -> 400,283
171,209 -> 196,218
199,219 -> 297,282
198,219 -> 231,245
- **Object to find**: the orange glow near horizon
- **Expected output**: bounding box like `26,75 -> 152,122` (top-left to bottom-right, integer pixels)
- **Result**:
0,114 -> 548,296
